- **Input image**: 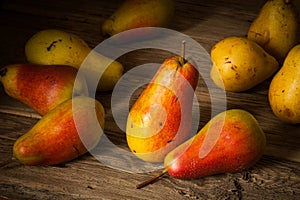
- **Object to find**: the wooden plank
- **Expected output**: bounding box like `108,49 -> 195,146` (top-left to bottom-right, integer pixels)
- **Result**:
0,113 -> 299,200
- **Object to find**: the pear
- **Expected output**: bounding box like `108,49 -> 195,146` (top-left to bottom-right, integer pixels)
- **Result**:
11,96 -> 105,166
210,36 -> 279,92
25,29 -> 91,69
269,44 -> 300,124
0,64 -> 87,115
25,29 -> 124,91
247,0 -> 299,64
137,109 -> 266,189
101,0 -> 174,37
126,55 -> 199,163
164,109 -> 266,179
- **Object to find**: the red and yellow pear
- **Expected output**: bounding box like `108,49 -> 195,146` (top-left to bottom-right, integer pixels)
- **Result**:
0,64 -> 87,115
126,44 -> 199,163
10,96 -> 105,166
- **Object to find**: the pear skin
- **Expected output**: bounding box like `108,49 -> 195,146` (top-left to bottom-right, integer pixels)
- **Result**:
247,0 -> 299,64
269,44 -> 300,124
0,64 -> 88,115
25,29 -> 91,68
164,109 -> 266,179
126,56 -> 199,163
210,36 -> 279,92
101,0 -> 174,37
13,96 -> 105,166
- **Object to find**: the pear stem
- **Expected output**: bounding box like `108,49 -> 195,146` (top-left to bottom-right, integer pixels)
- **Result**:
0,157 -> 17,168
181,40 -> 186,61
136,168 -> 168,189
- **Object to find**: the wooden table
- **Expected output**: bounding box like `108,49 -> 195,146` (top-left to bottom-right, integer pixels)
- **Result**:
0,0 -> 299,199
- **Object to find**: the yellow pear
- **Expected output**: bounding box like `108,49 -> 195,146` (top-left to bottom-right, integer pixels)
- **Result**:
210,36 -> 279,92
102,0 -> 174,37
25,29 -> 90,68
269,44 -> 300,124
25,29 -> 123,91
247,0 -> 299,64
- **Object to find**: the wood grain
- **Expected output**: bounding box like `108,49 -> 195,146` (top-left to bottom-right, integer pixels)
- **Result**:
0,0 -> 300,199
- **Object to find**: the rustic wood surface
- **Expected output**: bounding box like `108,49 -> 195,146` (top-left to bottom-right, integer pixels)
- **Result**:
0,0 -> 300,199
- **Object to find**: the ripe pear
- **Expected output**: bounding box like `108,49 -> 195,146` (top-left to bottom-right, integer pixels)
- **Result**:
210,36 -> 279,92
101,0 -> 174,37
269,44 -> 300,124
12,96 -> 105,166
126,55 -> 199,163
25,29 -> 124,91
164,109 -> 266,179
0,64 -> 87,115
137,109 -> 266,189
247,0 -> 299,64
25,29 -> 91,69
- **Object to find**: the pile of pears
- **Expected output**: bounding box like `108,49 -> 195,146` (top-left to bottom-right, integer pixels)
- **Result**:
0,0 -> 176,167
127,0 -> 299,189
210,0 -> 300,124
0,27 -> 130,165
0,29 -> 113,166
0,0 -> 298,190
127,48 -> 266,189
